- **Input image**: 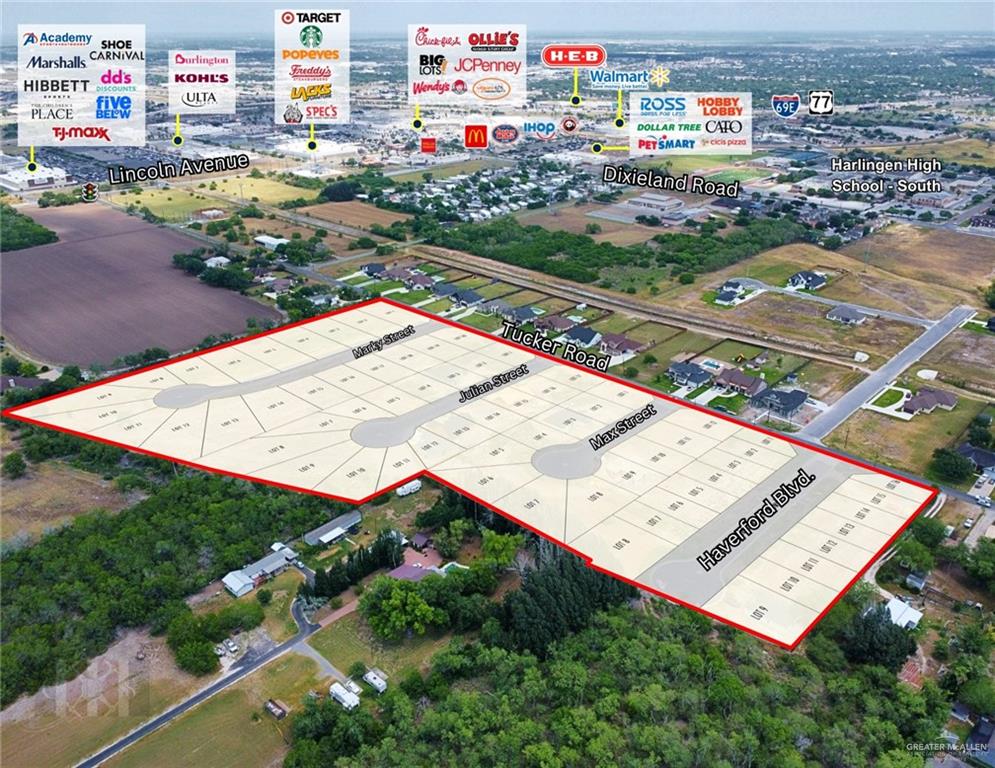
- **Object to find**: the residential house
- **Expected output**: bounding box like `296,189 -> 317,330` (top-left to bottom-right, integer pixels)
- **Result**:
410,532 -> 431,551
330,682 -> 360,711
452,289 -> 483,307
562,326 -> 601,348
987,316 -> 995,332
667,361 -> 712,387
717,368 -> 766,397
752,388 -> 808,418
432,282 -> 458,298
903,388 -> 957,415
204,255 -> 231,268
387,564 -> 445,582
966,718 -> 995,768
884,597 -> 923,630
361,262 -> 385,278
957,443 -> 995,475
786,271 -> 827,291
380,267 -> 412,281
536,315 -> 575,335
482,299 -> 512,317
714,289 -> 741,306
222,543 -> 299,597
0,376 -> 45,394
508,306 -> 537,325
826,305 -> 867,325
303,510 -> 363,547
600,333 -> 644,356
905,572 -> 927,591
404,274 -> 434,290
363,670 -> 387,694
254,235 -> 290,251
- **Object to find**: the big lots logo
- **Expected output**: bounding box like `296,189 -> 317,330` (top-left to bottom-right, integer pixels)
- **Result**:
305,104 -> 337,119
541,44 -> 606,68
523,121 -> 556,140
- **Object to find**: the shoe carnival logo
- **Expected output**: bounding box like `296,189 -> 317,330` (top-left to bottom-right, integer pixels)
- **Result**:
289,65 -> 331,81
464,124 -> 488,148
53,126 -> 110,142
414,27 -> 461,47
472,77 -> 510,100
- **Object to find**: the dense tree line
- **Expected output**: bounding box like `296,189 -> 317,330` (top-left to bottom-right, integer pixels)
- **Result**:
167,600 -> 264,675
0,204 -> 58,250
304,529 -> 403,600
0,474 -> 351,706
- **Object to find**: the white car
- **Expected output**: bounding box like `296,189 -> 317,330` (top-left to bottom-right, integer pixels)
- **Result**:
225,639 -> 239,653
974,495 -> 992,508
214,645 -> 226,656
964,518 -> 975,529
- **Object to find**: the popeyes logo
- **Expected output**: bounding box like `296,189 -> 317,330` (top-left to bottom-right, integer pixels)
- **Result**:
415,26 -> 461,47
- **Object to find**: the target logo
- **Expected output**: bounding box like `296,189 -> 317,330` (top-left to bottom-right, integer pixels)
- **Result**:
281,11 -> 294,24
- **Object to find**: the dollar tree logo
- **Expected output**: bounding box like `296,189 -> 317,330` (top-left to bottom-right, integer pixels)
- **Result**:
299,25 -> 322,48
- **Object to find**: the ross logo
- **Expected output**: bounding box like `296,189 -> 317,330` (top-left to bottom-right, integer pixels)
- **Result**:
464,124 -> 488,149
638,96 -> 688,115
771,93 -> 801,119
26,55 -> 86,69
420,137 -> 437,153
807,89 -> 834,115
97,69 -> 135,92
299,25 -> 323,48
472,78 -> 511,101
289,65 -> 331,81
95,95 -> 132,119
541,44 -> 606,68
560,116 -> 580,134
305,104 -> 337,119
283,103 -> 303,123
174,73 -> 229,83
414,27 -> 461,47
30,105 -> 74,120
181,92 -> 218,108
282,49 -> 339,60
452,79 -> 467,95
492,124 -> 519,143
290,83 -> 332,101
418,54 -> 447,76
468,31 -> 519,52
53,126 -> 110,142
523,121 -> 556,140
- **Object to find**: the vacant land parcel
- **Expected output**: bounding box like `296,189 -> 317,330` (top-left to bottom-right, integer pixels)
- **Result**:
0,206 -> 279,366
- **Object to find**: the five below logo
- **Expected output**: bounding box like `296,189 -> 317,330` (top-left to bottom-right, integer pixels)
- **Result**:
95,96 -> 132,119
464,124 -> 488,149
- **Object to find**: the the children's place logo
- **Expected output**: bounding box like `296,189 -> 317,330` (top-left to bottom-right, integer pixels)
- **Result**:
696,468 -> 817,572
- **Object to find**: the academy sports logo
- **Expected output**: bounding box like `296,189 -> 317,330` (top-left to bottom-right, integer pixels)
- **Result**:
23,31 -> 92,47
771,93 -> 800,119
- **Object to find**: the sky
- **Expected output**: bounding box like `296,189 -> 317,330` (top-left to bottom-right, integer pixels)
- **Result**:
2,0 -> 993,42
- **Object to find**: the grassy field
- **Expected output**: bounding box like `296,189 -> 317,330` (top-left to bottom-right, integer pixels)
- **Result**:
208,177 -> 311,205
825,397 -> 986,478
517,204 -> 659,247
703,339 -> 765,363
0,454 -> 132,542
590,313 -> 643,335
475,281 -> 520,300
636,153 -> 767,174
864,137 -> 995,169
920,328 -> 995,396
388,289 -> 433,305
451,275 -> 496,291
840,223 -> 995,306
192,569 -> 303,643
389,158 -> 509,184
458,312 -> 505,332
755,352 -> 809,386
794,361 -> 866,404
531,297 -> 578,316
710,393 -> 749,414
873,388 -> 905,408
105,653 -> 325,768
645,329 -> 719,363
706,168 -> 771,183
299,200 -> 411,229
108,188 -> 230,222
420,298 -> 453,314
308,613 -> 450,679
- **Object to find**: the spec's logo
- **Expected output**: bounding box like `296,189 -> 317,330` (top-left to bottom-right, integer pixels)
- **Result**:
299,25 -> 323,48
491,124 -> 519,143
560,116 -> 580,134
523,121 -> 556,140
771,93 -> 800,119
464,124 -> 488,149
95,95 -> 132,119
181,92 -> 218,108
289,65 -> 331,81
472,78 -> 510,101
420,137 -> 437,153
807,89 -> 834,115
26,55 -> 86,69
414,27 -> 461,47
452,79 -> 467,95
52,126 -> 110,142
174,73 -> 229,83
468,31 -> 520,52
283,103 -> 303,123
305,104 -> 337,119
290,83 -> 332,102
282,49 -> 339,60
418,54 -> 447,76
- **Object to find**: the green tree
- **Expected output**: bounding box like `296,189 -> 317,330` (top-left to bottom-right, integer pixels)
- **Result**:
256,588 -> 272,606
435,518 -> 473,559
1,355 -> 21,375
2,451 -> 27,479
985,279 -> 995,309
928,448 -> 974,483
359,576 -> 440,640
840,603 -> 916,672
480,529 -> 524,568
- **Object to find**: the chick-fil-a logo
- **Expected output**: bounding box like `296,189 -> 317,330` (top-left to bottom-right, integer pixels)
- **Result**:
414,26 -> 461,47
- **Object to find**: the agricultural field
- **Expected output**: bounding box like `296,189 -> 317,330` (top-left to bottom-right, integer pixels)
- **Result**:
241,217 -> 344,250
104,653 -> 325,768
389,158 -> 509,183
865,137 -> 995,169
825,396 -> 986,479
517,204 -> 659,247
108,188 -> 231,222
0,456 -> 132,542
0,630 -> 200,768
920,328 -> 995,396
840,223 -> 995,306
308,613 -> 449,680
208,176 -> 312,205
0,206 -> 279,365
299,200 -> 412,230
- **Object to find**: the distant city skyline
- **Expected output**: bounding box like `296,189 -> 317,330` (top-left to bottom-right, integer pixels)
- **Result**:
2,0 -> 993,45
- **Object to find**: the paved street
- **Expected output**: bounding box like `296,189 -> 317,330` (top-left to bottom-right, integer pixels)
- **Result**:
800,305 -> 976,440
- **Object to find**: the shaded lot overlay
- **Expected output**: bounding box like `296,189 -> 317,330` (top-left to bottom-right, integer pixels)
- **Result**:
4,300 -> 936,648
0,206 -> 279,366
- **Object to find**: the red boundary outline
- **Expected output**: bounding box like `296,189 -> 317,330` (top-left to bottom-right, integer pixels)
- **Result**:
2,296 -> 938,650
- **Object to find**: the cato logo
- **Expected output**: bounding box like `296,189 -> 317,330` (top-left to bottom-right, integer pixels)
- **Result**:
523,121 -> 556,140
771,93 -> 800,119
491,124 -> 519,143
299,25 -> 323,48
464,124 -> 488,149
